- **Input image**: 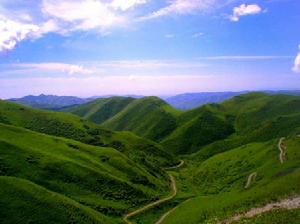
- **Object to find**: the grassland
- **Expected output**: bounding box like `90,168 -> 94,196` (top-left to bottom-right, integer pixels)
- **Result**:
0,123 -> 173,222
1,92 -> 300,223
153,136 -> 300,224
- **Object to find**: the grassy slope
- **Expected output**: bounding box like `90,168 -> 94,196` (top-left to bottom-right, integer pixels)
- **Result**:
62,97 -> 135,124
102,97 -> 179,141
161,104 -> 234,154
161,136 -> 300,224
0,176 -> 116,224
0,123 -> 171,222
66,93 -> 300,157
0,100 -> 175,169
190,93 -> 300,161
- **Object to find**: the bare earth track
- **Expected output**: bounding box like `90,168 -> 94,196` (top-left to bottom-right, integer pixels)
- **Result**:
223,196 -> 300,224
244,172 -> 257,189
278,137 -> 286,164
123,160 -> 184,224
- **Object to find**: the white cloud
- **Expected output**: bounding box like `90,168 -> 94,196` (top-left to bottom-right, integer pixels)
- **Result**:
229,4 -> 262,22
198,55 -> 292,60
292,45 -> 300,73
141,0 -> 217,20
0,16 -> 39,51
41,0 -> 126,32
192,32 -> 204,38
111,0 -> 147,11
165,34 -> 175,38
14,63 -> 94,75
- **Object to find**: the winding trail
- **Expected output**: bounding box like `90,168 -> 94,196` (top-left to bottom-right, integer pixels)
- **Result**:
123,160 -> 184,224
163,160 -> 185,170
278,137 -> 286,164
223,196 -> 300,224
244,172 -> 257,189
155,198 -> 192,224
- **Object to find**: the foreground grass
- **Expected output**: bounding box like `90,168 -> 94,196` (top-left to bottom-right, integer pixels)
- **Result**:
146,136 -> 300,224
0,123 -> 171,222
0,176 -> 117,224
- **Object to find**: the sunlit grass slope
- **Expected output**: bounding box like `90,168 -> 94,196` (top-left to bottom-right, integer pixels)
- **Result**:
0,123 -> 171,222
0,176 -> 117,224
0,100 -> 175,168
162,136 -> 300,224
63,97 -> 135,124
102,97 -> 179,141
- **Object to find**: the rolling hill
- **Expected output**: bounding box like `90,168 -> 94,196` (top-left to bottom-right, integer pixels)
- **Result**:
63,93 -> 300,156
158,136 -> 300,224
62,97 -> 135,124
0,100 -> 175,169
102,97 -> 180,141
0,123 -> 171,223
1,92 -> 300,223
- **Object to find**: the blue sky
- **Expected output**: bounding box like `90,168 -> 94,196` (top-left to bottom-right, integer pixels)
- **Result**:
0,0 -> 299,98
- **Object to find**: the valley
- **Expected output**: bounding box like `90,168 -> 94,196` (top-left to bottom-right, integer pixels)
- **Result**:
1,92 -> 300,224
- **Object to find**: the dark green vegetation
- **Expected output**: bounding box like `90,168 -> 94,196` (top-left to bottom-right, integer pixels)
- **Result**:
153,136 -> 300,224
0,100 -> 175,223
63,97 -> 135,124
0,100 -> 175,168
1,92 -> 300,223
0,123 -> 170,223
65,92 -> 300,156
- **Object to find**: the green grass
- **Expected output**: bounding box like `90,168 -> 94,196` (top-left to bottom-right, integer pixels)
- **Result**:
0,99 -> 175,169
0,123 -> 173,222
161,107 -> 234,154
102,97 -> 180,141
62,97 -> 135,124
0,176 -> 118,224
1,93 -> 300,223
158,136 -> 300,224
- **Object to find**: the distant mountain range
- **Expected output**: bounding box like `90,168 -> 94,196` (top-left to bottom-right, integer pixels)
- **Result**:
164,92 -> 247,109
9,94 -> 91,110
8,90 -> 300,110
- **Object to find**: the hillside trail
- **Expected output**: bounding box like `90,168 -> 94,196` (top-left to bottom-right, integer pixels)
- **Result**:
278,137 -> 286,164
222,196 -> 300,224
154,198 -> 193,224
244,172 -> 257,189
163,160 -> 184,170
123,160 -> 184,224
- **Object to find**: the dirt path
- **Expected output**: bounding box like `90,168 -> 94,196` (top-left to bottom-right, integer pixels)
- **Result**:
123,160 -> 184,224
278,137 -> 286,164
223,196 -> 300,224
155,198 -> 192,224
244,172 -> 257,189
163,160 -> 184,170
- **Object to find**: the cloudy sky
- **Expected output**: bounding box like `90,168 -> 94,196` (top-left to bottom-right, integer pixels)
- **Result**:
0,0 -> 299,98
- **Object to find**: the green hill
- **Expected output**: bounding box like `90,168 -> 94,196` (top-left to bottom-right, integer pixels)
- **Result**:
0,123 -> 171,223
163,93 -> 300,155
161,104 -> 234,154
62,97 -> 135,124
102,97 -> 180,141
140,136 -> 300,224
0,100 -> 175,168
190,93 -> 300,161
63,93 -> 300,156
